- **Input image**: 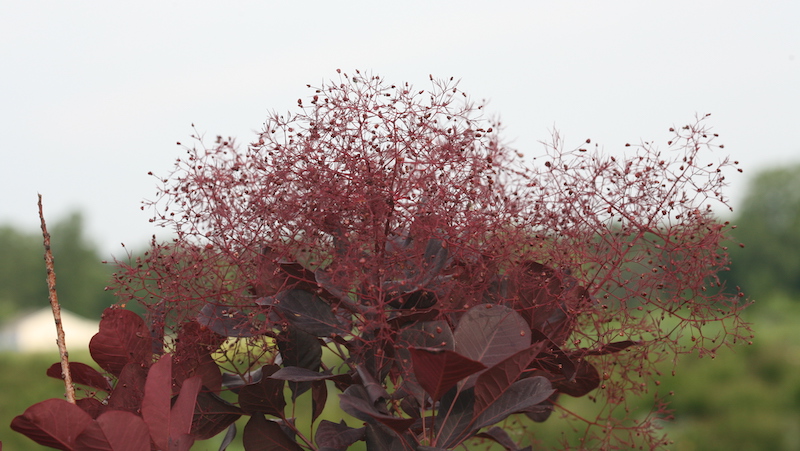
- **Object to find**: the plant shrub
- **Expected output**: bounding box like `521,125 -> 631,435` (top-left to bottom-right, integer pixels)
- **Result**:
12,71 -> 751,450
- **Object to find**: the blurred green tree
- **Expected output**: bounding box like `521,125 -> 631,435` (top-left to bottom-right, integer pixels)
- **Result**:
0,212 -> 115,319
726,163 -> 800,300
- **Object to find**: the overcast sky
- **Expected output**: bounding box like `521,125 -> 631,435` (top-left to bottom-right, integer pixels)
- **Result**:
2,1 -> 798,256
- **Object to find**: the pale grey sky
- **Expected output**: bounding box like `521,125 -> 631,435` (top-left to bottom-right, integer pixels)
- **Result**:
2,1 -> 798,255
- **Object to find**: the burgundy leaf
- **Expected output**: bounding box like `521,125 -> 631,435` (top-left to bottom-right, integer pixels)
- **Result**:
409,347 -> 486,402
243,413 -> 304,451
89,308 -> 151,377
191,391 -> 243,440
356,365 -> 390,403
311,380 -> 327,423
10,398 -> 92,450
506,261 -> 589,346
398,320 -> 454,351
530,330 -> 577,381
46,362 -> 112,392
239,364 -> 286,417
173,350 -> 222,394
277,326 -> 322,400
269,366 -> 350,384
74,410 -> 150,451
170,375 -> 202,441
453,305 -> 531,387
473,343 -> 544,415
338,388 -> 415,434
581,340 -> 640,357
550,359 -> 601,397
76,398 -> 106,419
142,354 -> 201,451
106,363 -> 147,413
142,354 -> 174,451
435,387 -> 475,449
197,304 -> 257,337
258,289 -> 344,336
364,423 -> 411,451
315,420 -> 365,450
473,377 -> 554,431
475,426 -> 519,451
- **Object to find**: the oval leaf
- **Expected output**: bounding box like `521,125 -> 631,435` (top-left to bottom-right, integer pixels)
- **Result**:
239,364 -> 286,416
473,376 -> 554,431
453,305 -> 531,387
47,362 -> 112,392
10,398 -> 92,450
473,343 -> 544,415
243,414 -> 303,451
197,304 -> 257,337
89,308 -> 151,376
74,410 -> 150,451
258,289 -> 343,336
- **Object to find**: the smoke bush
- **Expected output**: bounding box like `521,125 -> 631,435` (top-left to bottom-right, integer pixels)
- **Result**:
15,71 -> 751,451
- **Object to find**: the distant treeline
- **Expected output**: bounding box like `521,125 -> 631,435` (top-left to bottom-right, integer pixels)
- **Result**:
0,212 -> 117,319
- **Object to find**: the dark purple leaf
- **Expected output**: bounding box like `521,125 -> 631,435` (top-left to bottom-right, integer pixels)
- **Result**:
453,305 -> 531,387
395,321 -> 454,403
475,426 -> 519,451
397,320 -> 454,350
473,343 -> 544,415
89,308 -> 151,377
239,364 -> 286,417
408,347 -> 485,402
364,423 -> 412,451
269,366 -> 350,385
339,386 -> 415,434
524,393 -> 557,423
530,330 -> 577,381
222,367 -> 263,391
503,262 -> 591,346
218,423 -> 237,451
47,362 -> 112,392
549,358 -> 601,397
473,376 -> 554,430
580,340 -> 640,357
277,326 -> 322,400
191,391 -> 243,440
257,289 -> 343,336
10,398 -> 92,450
315,420 -> 365,451
173,350 -> 223,394
357,365 -> 390,403
312,380 -> 327,423
243,413 -> 303,451
387,309 -> 441,329
435,387 -> 474,449
197,304 -> 257,337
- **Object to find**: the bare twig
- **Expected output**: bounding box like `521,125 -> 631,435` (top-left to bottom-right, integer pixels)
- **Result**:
38,194 -> 76,404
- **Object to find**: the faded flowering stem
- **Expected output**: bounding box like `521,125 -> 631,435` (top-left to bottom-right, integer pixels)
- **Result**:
38,194 -> 75,404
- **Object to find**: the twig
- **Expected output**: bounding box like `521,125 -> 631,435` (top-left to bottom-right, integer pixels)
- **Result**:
38,194 -> 76,404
